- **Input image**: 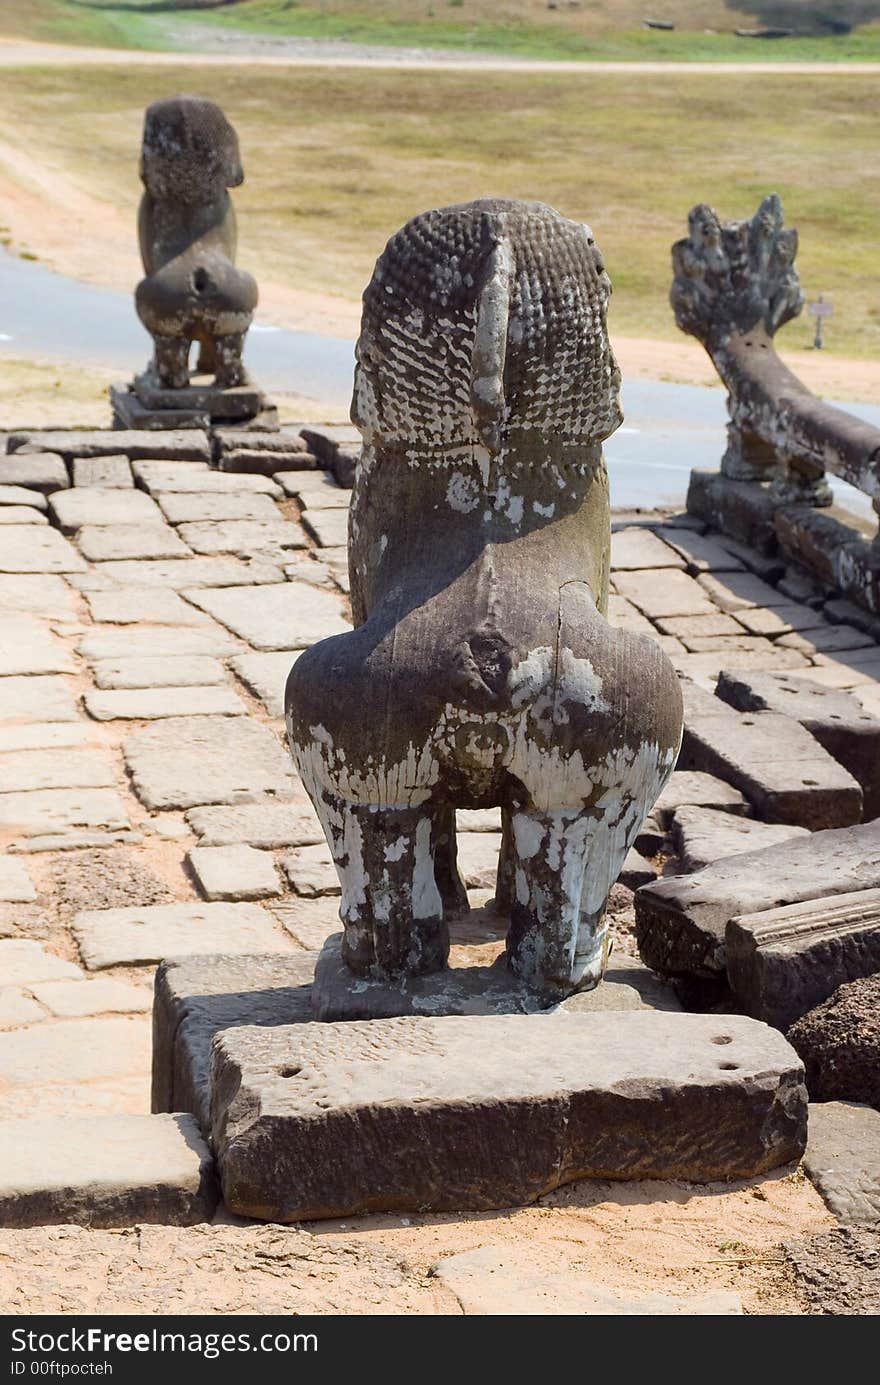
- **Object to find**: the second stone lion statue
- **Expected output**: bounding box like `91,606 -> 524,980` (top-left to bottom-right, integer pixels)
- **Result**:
286,198 -> 683,1002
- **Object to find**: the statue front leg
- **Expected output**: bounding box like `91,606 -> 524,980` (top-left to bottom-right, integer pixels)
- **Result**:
153,335 -> 190,389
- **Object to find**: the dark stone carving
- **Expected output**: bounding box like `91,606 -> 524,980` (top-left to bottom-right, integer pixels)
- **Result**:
135,95 -> 258,392
285,198 -> 683,1003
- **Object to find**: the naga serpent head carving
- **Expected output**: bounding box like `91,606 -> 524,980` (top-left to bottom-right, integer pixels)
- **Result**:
671,193 -> 803,345
351,198 -> 622,456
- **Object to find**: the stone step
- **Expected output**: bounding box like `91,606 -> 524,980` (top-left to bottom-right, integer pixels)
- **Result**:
634,820 -> 880,980
726,888 -> 880,1031
716,669 -> 880,817
211,1012 -> 806,1221
0,1114 -> 217,1228
679,705 -> 862,829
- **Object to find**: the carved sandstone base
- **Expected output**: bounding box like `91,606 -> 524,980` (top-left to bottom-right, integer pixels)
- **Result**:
110,370 -> 279,432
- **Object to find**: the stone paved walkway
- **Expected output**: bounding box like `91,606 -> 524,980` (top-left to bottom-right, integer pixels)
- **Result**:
2,436 -> 877,1311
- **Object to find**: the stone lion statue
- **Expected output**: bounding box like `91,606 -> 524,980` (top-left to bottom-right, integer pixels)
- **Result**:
135,95 -> 258,389
286,198 -> 683,1002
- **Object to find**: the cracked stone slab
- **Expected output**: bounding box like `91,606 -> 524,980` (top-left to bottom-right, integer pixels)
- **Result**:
185,800 -> 323,850
9,430 -> 211,462
85,686 -> 246,721
653,770 -> 749,826
49,488 -> 165,533
92,655 -> 228,690
72,901 -> 291,971
803,1102 -> 880,1227
0,676 -> 79,723
0,789 -> 130,835
0,453 -> 68,492
671,805 -> 808,872
152,952 -> 318,1128
0,1113 -> 217,1229
186,583 -> 350,651
124,716 -> 294,810
635,821 -> 880,980
0,615 -> 74,676
72,455 -> 133,488
77,524 -> 191,562
132,461 -> 280,497
716,669 -> 880,818
211,1012 -> 807,1220
0,748 -> 116,794
79,626 -> 236,661
0,858 -> 36,903
83,587 -> 217,626
157,492 -> 280,525
679,705 -> 862,829
726,889 -> 880,1031
0,527 -> 85,573
432,1245 -> 742,1315
93,558 -> 283,589
230,650 -> 299,716
0,940 -> 82,985
187,845 -> 282,901
177,520 -> 307,556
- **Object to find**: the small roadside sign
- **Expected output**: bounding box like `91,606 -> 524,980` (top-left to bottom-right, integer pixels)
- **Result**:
807,294 -> 833,349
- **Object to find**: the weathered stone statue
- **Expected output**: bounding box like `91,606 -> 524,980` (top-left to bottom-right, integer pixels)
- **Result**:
112,96 -> 276,429
674,194 -> 880,611
286,199 -> 683,1002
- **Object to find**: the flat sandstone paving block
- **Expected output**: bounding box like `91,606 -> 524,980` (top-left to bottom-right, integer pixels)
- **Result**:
49,488 -> 164,533
80,626 -> 236,660
124,716 -> 294,810
157,492 -> 279,524
186,583 -> 350,651
132,461 -> 279,496
635,820 -> 880,980
92,656 -> 228,690
609,528 -> 684,571
185,800 -> 322,849
85,686 -> 246,721
84,588 -> 216,626
803,1102 -> 880,1228
653,770 -> 750,826
680,707 -> 862,829
0,748 -> 116,794
0,789 -> 129,835
725,889 -> 880,1031
211,1012 -> 807,1220
92,558 -> 282,589
0,1114 -> 217,1229
187,845 -> 281,901
0,528 -> 85,574
72,902 -> 292,970
9,430 -> 211,462
611,568 -> 716,619
176,520 -> 307,556
671,806 -> 808,873
76,525 -> 190,563
230,651 -> 300,716
152,952 -> 319,1126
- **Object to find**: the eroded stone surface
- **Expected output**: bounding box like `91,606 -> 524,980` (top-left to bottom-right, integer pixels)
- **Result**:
124,716 -> 294,810
212,1012 -> 806,1220
0,748 -> 116,794
0,453 -> 68,492
0,676 -> 79,724
0,1114 -> 217,1228
86,686 -> 246,721
49,489 -> 165,533
671,805 -> 808,872
653,770 -> 750,826
72,901 -> 291,970
10,430 -> 211,462
92,655 -> 227,690
229,651 -> 299,716
0,528 -> 85,574
0,789 -> 130,836
80,626 -> 236,661
93,558 -> 283,589
788,974 -> 880,1109
186,583 -> 350,651
0,940 -> 82,986
132,461 -> 279,496
188,845 -> 282,901
77,524 -> 190,563
803,1102 -> 880,1227
72,456 -> 132,489
158,492 -> 279,524
177,520 -> 306,556
84,588 -> 216,626
185,800 -> 322,849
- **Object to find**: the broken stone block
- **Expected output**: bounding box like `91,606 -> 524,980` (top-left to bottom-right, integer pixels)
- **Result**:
152,952 -> 318,1127
157,492 -> 279,525
77,524 -> 191,563
85,687 -> 246,722
0,452 -> 68,492
72,455 -> 132,489
725,889 -> 880,1031
311,933 -> 680,1021
92,655 -> 228,690
185,582 -> 350,651
211,1012 -> 807,1220
187,845 -> 282,901
716,669 -> 880,818
671,805 -> 808,873
788,974 -> 880,1109
49,487 -> 165,533
0,1114 -> 217,1228
230,651 -> 299,716
72,901 -> 291,970
433,1245 -> 743,1315
0,528 -> 85,574
124,716 -> 294,810
609,529 -> 684,571
653,769 -> 750,826
185,800 -> 322,850
803,1102 -> 880,1227
679,705 -> 862,829
635,820 -> 880,980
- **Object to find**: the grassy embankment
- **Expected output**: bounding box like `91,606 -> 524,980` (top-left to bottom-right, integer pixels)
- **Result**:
0,64 -> 877,359
5,0 -> 880,62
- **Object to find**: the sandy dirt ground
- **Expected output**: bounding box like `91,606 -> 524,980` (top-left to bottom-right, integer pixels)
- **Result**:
1,130 -> 878,405
0,1169 -> 834,1315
